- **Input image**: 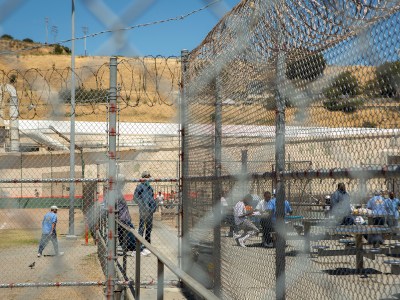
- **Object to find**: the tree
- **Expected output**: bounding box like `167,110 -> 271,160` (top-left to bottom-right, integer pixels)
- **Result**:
286,52 -> 326,81
23,38 -> 34,43
323,71 -> 363,112
372,61 -> 400,98
0,34 -> 14,40
54,44 -> 63,55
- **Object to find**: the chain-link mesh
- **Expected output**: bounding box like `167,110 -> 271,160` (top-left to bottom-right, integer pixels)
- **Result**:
182,1 -> 400,299
0,54 -> 182,299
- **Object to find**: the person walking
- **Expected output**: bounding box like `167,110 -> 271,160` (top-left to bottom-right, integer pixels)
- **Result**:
115,174 -> 150,257
37,206 -> 63,257
134,171 -> 157,244
233,194 -> 260,247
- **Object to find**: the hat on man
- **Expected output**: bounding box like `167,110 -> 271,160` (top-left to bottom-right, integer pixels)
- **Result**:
141,170 -> 151,178
51,205 -> 58,210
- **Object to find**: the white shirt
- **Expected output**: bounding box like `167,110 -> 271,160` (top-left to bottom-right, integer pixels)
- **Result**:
156,194 -> 164,204
233,201 -> 247,225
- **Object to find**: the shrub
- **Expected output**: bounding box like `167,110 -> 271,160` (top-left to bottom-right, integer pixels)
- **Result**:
0,34 -> 13,40
324,71 -> 361,100
59,87 -> 108,104
62,46 -> 71,54
54,44 -> 63,55
323,97 -> 364,113
373,61 -> 400,98
22,38 -> 34,43
286,52 -> 326,81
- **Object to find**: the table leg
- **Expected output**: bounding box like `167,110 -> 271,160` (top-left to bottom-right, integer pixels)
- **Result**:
355,234 -> 363,271
304,222 -> 311,254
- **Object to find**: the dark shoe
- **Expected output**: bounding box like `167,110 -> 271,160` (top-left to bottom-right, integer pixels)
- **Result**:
262,242 -> 274,248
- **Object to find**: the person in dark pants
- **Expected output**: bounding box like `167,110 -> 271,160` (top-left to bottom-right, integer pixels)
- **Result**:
134,171 -> 157,244
257,191 -> 274,248
116,174 -> 150,256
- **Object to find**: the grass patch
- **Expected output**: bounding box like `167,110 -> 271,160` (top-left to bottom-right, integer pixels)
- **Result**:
0,229 -> 39,249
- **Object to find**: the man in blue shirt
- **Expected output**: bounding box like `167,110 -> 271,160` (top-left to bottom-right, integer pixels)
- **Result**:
385,191 -> 400,227
257,191 -> 292,248
37,206 -> 63,257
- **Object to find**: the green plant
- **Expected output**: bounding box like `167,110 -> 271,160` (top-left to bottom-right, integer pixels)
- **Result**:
0,34 -> 13,40
324,71 -> 361,100
372,61 -> 400,98
286,52 -> 326,81
22,38 -> 34,43
323,97 -> 364,113
59,87 -> 108,104
62,46 -> 71,54
54,44 -> 63,54
362,121 -> 377,128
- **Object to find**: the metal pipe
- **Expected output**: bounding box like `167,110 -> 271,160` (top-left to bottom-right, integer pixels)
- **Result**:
68,0 -> 76,237
106,56 -> 118,300
0,177 -> 179,184
274,13 -> 286,300
0,281 -> 105,288
117,220 -> 219,300
213,76 -> 222,297
157,258 -> 164,300
180,49 -> 190,276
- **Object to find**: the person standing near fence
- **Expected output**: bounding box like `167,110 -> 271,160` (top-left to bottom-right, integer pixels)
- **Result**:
233,194 -> 260,248
156,191 -> 164,213
330,182 -> 354,225
385,191 -> 400,227
134,171 -> 157,244
116,174 -> 150,257
37,206 -> 63,257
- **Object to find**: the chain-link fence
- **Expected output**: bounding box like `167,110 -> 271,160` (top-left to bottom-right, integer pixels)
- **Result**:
182,1 -> 400,299
0,54 -> 182,299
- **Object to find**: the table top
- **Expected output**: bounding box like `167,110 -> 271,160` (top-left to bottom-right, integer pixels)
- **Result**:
328,225 -> 393,235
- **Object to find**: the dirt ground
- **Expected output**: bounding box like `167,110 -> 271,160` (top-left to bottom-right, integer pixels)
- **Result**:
0,208 -> 104,300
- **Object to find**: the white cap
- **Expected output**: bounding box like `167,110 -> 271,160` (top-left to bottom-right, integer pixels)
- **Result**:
141,170 -> 151,178
51,205 -> 58,210
325,195 -> 331,199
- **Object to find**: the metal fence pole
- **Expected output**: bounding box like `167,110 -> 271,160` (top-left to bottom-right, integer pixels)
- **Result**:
180,49 -> 190,277
213,77 -> 222,297
275,23 -> 287,300
68,0 -> 76,238
105,56 -> 118,300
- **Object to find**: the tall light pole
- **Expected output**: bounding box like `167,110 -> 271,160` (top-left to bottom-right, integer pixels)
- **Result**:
82,26 -> 88,56
67,0 -> 77,239
44,17 -> 49,44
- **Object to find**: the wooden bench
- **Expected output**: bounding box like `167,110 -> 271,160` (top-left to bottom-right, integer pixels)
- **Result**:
384,260 -> 400,275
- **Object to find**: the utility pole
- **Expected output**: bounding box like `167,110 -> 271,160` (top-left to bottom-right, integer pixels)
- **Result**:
51,26 -> 58,43
82,26 -> 88,56
45,17 -> 49,44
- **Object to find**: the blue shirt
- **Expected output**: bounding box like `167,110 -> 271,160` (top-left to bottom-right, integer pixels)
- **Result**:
266,198 -> 292,222
42,211 -> 57,234
367,196 -> 388,215
385,197 -> 400,218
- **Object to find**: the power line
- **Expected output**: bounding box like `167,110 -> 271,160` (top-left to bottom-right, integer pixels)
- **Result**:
0,0 -> 221,56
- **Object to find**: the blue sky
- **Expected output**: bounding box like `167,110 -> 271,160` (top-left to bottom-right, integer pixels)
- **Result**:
0,0 -> 240,57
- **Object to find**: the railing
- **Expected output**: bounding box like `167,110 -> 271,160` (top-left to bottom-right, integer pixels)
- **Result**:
116,220 -> 219,300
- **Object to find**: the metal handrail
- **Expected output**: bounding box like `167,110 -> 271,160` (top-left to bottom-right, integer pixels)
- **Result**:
116,220 -> 219,300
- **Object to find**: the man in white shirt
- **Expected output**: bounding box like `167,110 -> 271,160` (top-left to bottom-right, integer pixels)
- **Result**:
233,194 -> 260,247
156,191 -> 164,213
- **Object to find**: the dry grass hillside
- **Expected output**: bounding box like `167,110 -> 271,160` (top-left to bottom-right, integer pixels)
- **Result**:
0,39 -> 398,127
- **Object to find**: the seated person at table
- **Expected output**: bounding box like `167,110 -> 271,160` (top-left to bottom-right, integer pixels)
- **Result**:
385,191 -> 400,227
233,194 -> 260,248
330,182 -> 354,225
257,191 -> 292,248
366,191 -> 388,247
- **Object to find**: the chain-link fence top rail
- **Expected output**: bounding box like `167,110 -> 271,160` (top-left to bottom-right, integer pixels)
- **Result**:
182,1 -> 400,299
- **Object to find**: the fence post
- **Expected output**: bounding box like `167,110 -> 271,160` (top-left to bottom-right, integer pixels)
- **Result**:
105,56 -> 118,300
213,77 -> 222,297
275,22 -> 287,300
180,49 -> 190,277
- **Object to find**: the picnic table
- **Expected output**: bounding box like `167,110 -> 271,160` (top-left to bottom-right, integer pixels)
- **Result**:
327,225 -> 392,270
